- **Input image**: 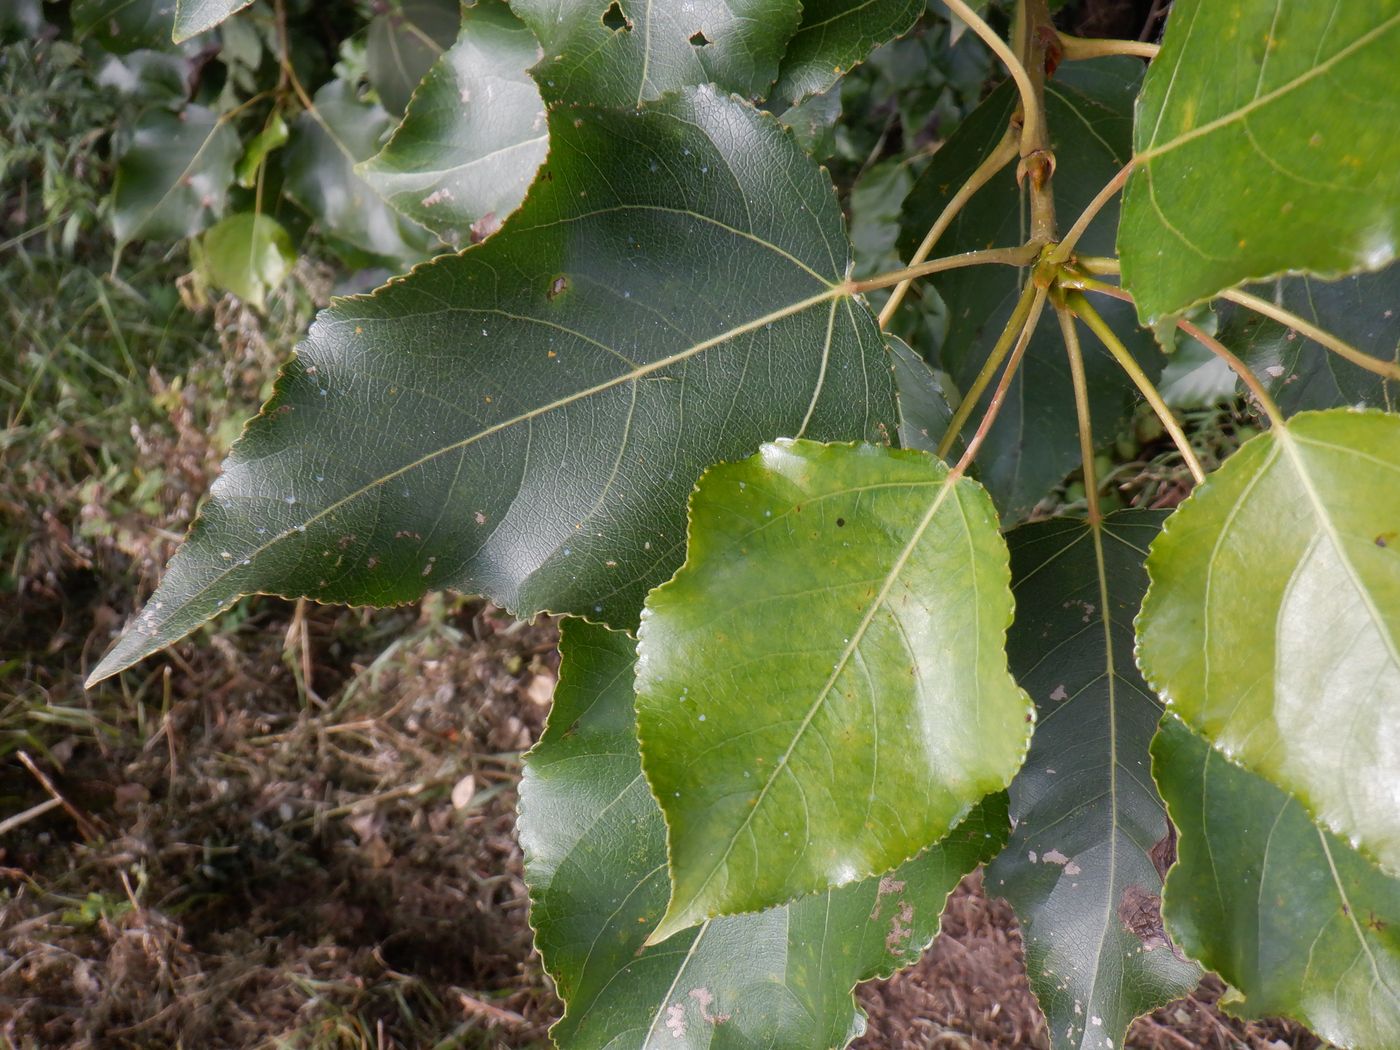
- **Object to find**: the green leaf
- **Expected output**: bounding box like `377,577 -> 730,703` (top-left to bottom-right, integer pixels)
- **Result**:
522,619 -> 1011,1050
359,2 -> 548,247
510,0 -> 801,106
1119,1 -> 1400,323
95,49 -> 191,109
1138,408 -> 1400,876
767,0 -> 922,106
365,0 -> 459,116
1153,715 -> 1400,1049
1219,269 -> 1399,415
281,79 -> 436,266
888,333 -> 958,456
73,0 -> 176,53
88,86 -> 896,685
635,439 -> 1031,940
235,113 -> 290,189
900,60 -> 1159,518
986,513 -> 1200,1050
196,213 -> 294,310
111,105 -> 240,246
172,0 -> 251,43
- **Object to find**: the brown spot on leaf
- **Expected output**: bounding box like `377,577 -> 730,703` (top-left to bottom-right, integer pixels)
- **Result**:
1150,821 -> 1178,882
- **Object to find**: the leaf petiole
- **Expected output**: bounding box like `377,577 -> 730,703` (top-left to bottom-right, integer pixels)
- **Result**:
1054,299 -> 1103,524
943,0 -> 1045,162
1049,163 -> 1133,264
1219,288 -> 1400,382
1057,34 -> 1159,61
1175,315 -> 1288,429
850,243 -> 1040,294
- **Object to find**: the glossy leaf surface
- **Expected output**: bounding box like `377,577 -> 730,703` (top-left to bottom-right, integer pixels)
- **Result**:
1120,0 -> 1400,322
1138,409 -> 1400,875
1154,715 -> 1400,1049
900,60 -> 1158,518
111,105 -> 239,245
197,213 -> 295,310
511,0 -> 800,106
522,620 -> 1010,1050
281,80 -> 436,266
172,0 -> 250,42
73,0 -> 176,52
359,2 -> 548,246
987,513 -> 1199,1050
636,440 -> 1031,940
89,87 -> 895,684
1220,268 -> 1399,414
768,0 -> 922,106
888,334 -> 957,456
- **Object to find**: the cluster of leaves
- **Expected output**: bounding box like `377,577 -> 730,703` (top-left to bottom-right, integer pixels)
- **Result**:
73,0 -> 1400,1048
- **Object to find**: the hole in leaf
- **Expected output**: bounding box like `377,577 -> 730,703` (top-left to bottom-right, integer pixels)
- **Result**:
689,30 -> 710,47
835,517 -> 845,527
602,2 -> 631,32
548,275 -> 569,300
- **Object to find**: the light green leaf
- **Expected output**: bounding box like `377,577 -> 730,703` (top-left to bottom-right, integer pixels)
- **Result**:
522,619 -> 1011,1050
1120,0 -> 1400,323
510,0 -> 800,106
359,2 -> 548,246
365,0 -> 459,116
111,105 -> 240,246
1219,268 -> 1399,415
281,79 -> 437,266
88,87 -> 896,685
888,334 -> 958,456
767,0 -> 922,106
1138,408 -> 1400,875
635,439 -> 1031,941
899,60 -> 1159,519
235,113 -> 289,188
1154,715 -> 1400,1049
986,513 -> 1200,1050
197,213 -> 294,310
173,0 -> 251,44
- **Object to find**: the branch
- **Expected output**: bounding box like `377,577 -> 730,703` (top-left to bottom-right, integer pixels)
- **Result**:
1219,287 -> 1400,383
1054,299 -> 1103,525
952,285 -> 1051,476
850,244 -> 1039,294
878,127 -> 1020,328
1058,34 -> 1159,61
936,279 -> 1040,459
1066,291 -> 1207,485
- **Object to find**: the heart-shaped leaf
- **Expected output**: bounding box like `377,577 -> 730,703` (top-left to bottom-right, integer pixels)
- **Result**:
88,87 -> 896,685
521,619 -> 1011,1050
987,512 -> 1200,1050
1138,408 -> 1400,876
1154,715 -> 1400,1049
359,2 -> 549,246
635,439 -> 1031,940
1119,1 -> 1400,322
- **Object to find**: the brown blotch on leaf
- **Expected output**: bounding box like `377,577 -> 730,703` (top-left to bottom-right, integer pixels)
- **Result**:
1149,820 -> 1178,882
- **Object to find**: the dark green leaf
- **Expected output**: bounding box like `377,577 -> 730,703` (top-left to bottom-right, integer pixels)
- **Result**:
767,0 -> 922,106
73,0 -> 176,53
196,212 -> 294,310
95,49 -> 190,109
1120,1 -> 1400,322
173,0 -> 252,42
510,0 -> 800,106
1138,408 -> 1400,876
365,0 -> 459,116
987,513 -> 1200,1050
281,79 -> 437,266
1154,715 -> 1400,1049
1219,268 -> 1399,415
89,87 -> 896,684
359,2 -> 548,246
635,439 -> 1030,939
0,0 -> 44,40
888,333 -> 958,456
111,104 -> 240,245
522,619 -> 1011,1050
900,60 -> 1159,519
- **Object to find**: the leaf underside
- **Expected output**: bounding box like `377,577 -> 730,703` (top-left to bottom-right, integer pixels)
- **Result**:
635,440 -> 1031,941
90,86 -> 896,684
1120,0 -> 1400,322
521,619 -> 1010,1050
1153,716 -> 1400,1050
988,512 -> 1199,1050
1137,408 -> 1400,876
